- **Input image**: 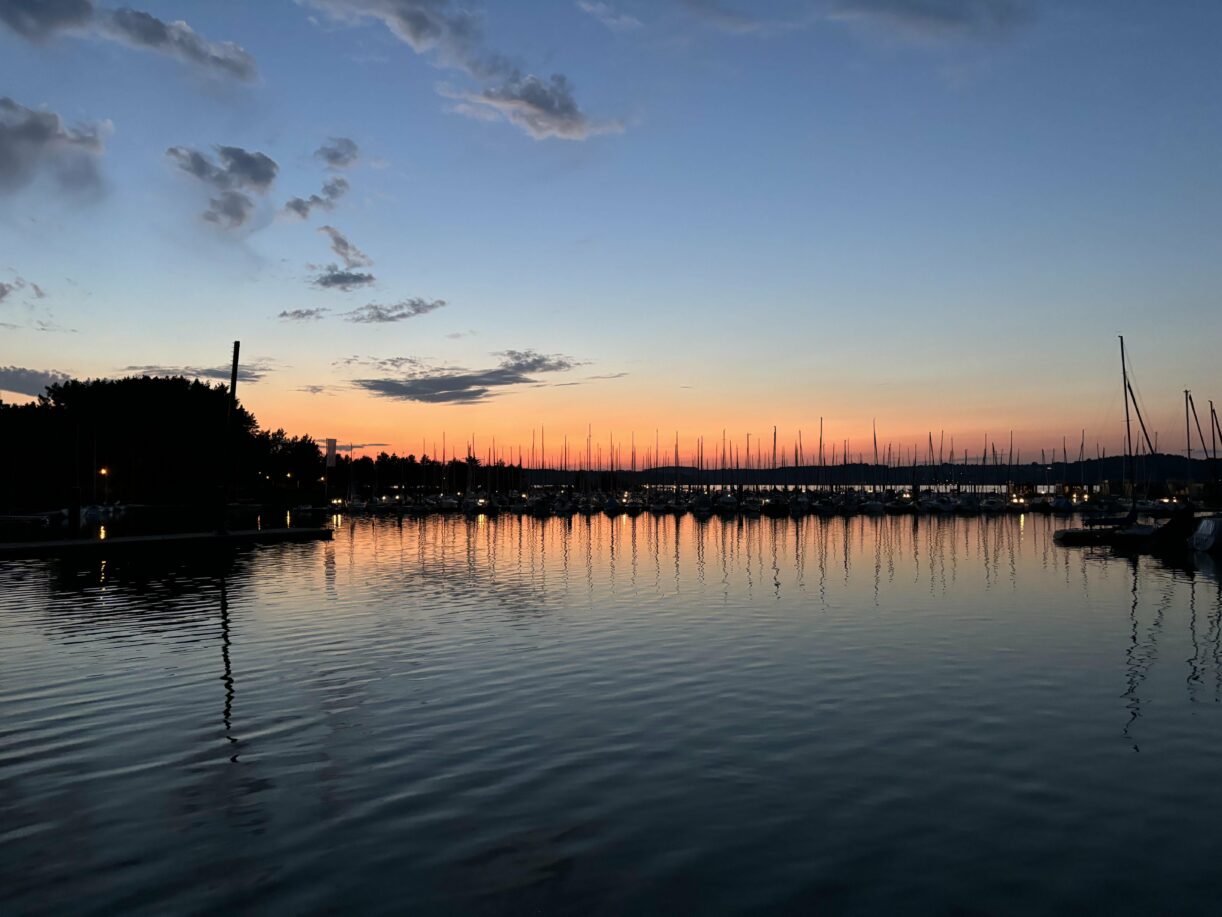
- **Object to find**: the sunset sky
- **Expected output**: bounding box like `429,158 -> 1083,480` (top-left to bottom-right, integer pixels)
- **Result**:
2,0 -> 1220,463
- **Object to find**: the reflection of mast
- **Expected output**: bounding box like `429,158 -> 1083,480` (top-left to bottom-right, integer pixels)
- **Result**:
220,578 -> 237,760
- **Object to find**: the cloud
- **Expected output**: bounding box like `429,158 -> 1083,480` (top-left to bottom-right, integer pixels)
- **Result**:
0,96 -> 109,195
0,365 -> 72,396
344,297 -> 446,323
0,1 -> 258,80
123,362 -> 271,383
828,0 -> 1034,38
98,8 -> 258,81
0,0 -> 91,40
576,1 -> 642,31
303,0 -> 614,140
311,264 -> 376,291
301,0 -> 482,69
167,145 -> 277,191
0,273 -> 46,303
444,73 -> 621,141
586,371 -> 628,380
446,329 -> 476,339
318,224 -> 370,267
166,144 -> 278,227
298,384 -> 332,394
351,349 -> 580,404
336,354 -> 424,372
203,189 -> 254,227
284,175 -> 349,219
279,308 -> 329,321
316,136 -> 359,169
679,0 -> 760,33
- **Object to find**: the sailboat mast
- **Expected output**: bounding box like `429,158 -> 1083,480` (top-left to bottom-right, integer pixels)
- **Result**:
1119,335 -> 1133,496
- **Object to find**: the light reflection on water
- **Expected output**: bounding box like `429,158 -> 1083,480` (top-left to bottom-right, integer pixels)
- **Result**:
2,514 -> 1221,915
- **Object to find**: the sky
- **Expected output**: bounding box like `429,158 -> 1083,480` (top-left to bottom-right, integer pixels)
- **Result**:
2,0 -> 1220,465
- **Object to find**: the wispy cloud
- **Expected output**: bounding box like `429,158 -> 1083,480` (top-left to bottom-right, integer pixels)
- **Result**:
318,224 -> 371,268
98,8 -> 258,81
344,297 -> 446,323
123,361 -> 272,383
311,264 -> 376,291
0,96 -> 110,195
0,365 -> 71,396
0,1 -> 258,81
303,0 -> 617,140
577,1 -> 643,31
279,307 -> 329,321
316,136 -> 360,169
351,349 -> 581,404
442,73 -> 621,141
285,176 -> 349,219
828,0 -> 1034,39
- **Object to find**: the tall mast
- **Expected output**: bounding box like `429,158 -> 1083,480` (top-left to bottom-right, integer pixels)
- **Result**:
1119,335 -> 1133,496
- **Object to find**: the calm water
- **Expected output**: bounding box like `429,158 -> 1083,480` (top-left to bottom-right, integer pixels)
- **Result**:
3,514 -> 1221,915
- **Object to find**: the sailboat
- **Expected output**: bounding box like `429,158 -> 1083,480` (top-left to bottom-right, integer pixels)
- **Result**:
1055,337 -> 1195,548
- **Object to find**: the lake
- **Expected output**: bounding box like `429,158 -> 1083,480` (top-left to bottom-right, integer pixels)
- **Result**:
2,513 -> 1221,915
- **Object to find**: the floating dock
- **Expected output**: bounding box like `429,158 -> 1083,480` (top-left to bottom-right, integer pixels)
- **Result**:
0,527 -> 332,559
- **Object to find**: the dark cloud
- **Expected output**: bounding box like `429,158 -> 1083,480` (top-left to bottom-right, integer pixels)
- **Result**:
1,1 -> 257,80
446,73 -> 620,141
586,371 -> 628,380
0,0 -> 91,40
298,384 -> 332,395
344,297 -> 446,323
99,8 -> 258,81
166,144 -> 278,191
303,0 -> 481,68
203,189 -> 254,227
339,354 -> 425,372
279,308 -> 329,321
0,365 -> 72,396
166,144 -> 278,227
304,0 -> 614,140
829,0 -> 1034,38
123,362 -> 271,383
576,1 -> 642,31
0,96 -> 109,194
0,273 -> 45,303
319,224 -> 370,268
312,264 -> 376,291
284,176 -> 349,219
351,349 -> 580,404
316,137 -> 359,169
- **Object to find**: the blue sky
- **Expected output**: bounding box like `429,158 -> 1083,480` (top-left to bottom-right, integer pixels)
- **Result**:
2,0 -> 1220,457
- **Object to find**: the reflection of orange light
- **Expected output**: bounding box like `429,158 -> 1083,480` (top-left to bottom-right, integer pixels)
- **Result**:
99,525 -> 107,540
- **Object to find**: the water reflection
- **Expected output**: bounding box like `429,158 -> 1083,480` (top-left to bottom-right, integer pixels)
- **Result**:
3,515 -> 1222,915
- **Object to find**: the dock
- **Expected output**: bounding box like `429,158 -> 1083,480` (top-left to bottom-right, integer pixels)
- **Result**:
0,527 -> 333,559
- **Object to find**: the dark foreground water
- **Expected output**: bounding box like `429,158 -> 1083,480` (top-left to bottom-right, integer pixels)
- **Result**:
3,514 -> 1221,915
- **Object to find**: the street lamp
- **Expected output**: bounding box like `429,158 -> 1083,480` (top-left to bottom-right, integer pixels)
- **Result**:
99,467 -> 109,503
